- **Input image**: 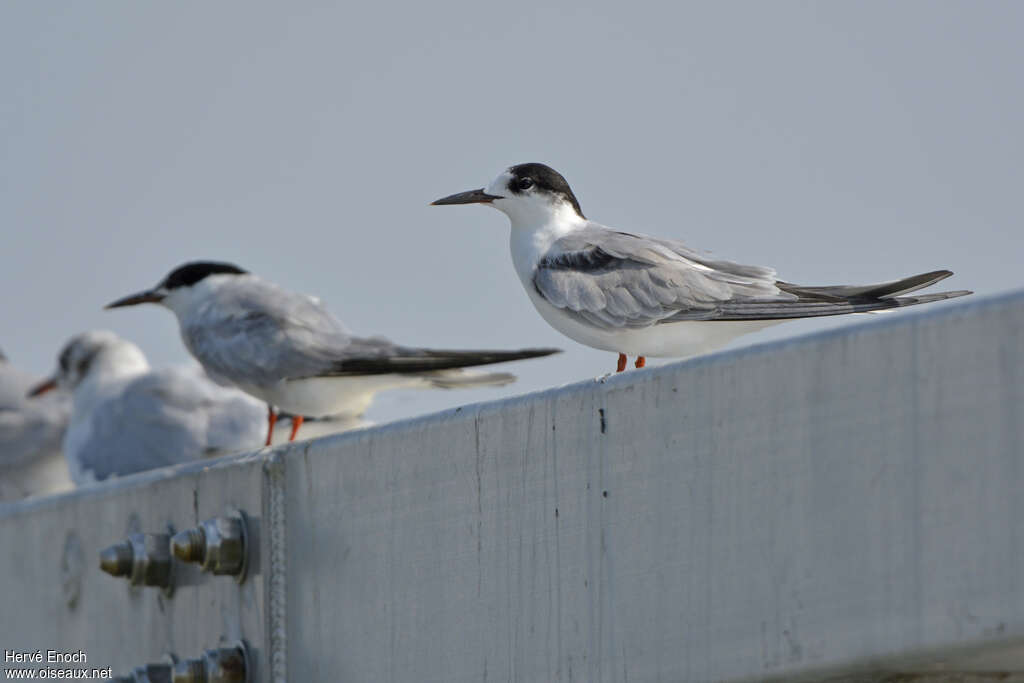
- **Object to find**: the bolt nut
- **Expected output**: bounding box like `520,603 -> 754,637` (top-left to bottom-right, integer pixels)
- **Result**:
172,643 -> 248,683
98,533 -> 172,588
171,513 -> 248,579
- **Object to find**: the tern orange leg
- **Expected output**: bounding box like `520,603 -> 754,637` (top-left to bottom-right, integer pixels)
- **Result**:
265,407 -> 278,447
289,415 -> 305,442
616,353 -> 627,373
635,356 -> 646,369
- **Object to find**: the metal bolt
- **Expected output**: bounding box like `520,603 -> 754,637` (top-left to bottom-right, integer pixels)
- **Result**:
170,528 -> 206,564
99,541 -> 134,577
98,532 -> 172,588
172,643 -> 249,683
170,513 -> 248,580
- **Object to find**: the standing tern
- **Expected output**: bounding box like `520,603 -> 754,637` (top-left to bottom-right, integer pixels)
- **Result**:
432,162 -> 972,371
0,348 -> 72,500
29,331 -> 266,485
105,261 -> 560,442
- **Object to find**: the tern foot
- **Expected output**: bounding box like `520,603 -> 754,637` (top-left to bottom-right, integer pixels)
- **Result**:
616,353 -> 627,373
635,356 -> 646,369
265,406 -> 278,447
288,415 -> 305,442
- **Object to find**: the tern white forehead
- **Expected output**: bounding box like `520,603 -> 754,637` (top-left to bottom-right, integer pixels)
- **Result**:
482,163 -> 587,227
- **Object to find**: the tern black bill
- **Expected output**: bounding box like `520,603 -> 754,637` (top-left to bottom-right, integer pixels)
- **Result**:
430,189 -> 503,205
105,290 -> 165,308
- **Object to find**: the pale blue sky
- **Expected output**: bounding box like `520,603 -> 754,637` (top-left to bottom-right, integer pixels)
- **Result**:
2,2 -> 1021,423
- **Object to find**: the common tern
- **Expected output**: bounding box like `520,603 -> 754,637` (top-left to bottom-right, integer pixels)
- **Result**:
432,162 -> 972,371
106,261 -> 559,442
29,331 -> 267,485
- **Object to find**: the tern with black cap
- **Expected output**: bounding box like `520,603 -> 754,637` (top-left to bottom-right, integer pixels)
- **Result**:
107,261 -> 560,443
433,162 -> 972,372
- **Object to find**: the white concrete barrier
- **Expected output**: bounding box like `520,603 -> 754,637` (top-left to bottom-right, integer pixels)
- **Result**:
1,291 -> 1022,682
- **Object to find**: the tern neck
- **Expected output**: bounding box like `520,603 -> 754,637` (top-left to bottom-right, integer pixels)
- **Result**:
501,199 -> 584,234
505,203 -> 586,283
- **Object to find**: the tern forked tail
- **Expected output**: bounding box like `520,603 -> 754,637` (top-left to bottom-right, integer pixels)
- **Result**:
665,270 -> 971,322
418,368 -> 518,389
778,269 -> 956,300
308,347 -> 561,378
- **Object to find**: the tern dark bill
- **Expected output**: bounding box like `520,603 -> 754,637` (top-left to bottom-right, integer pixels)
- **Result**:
430,188 -> 503,205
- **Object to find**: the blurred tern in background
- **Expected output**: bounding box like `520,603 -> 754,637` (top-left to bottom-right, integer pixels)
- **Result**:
0,348 -> 71,501
433,162 -> 972,372
106,261 -> 560,442
29,331 -> 267,485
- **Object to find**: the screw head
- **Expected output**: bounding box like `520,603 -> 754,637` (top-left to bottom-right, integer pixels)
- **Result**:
99,540 -> 133,577
98,533 -> 172,588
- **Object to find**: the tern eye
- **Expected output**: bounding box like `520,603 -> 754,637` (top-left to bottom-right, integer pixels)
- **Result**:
516,177 -> 534,191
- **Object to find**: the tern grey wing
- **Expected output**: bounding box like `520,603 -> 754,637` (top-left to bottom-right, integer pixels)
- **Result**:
298,338 -> 560,378
665,272 -> 971,321
72,373 -> 206,481
71,368 -> 262,482
534,225 -> 970,326
182,279 -> 355,386
185,280 -> 558,382
532,224 -> 785,330
162,365 -> 266,451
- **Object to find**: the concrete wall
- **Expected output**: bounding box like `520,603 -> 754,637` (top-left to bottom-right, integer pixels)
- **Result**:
1,291 -> 1022,682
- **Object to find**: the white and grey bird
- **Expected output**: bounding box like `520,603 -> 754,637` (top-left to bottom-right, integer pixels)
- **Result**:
29,331 -> 267,485
105,262 -> 560,442
0,348 -> 72,501
432,163 -> 972,372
